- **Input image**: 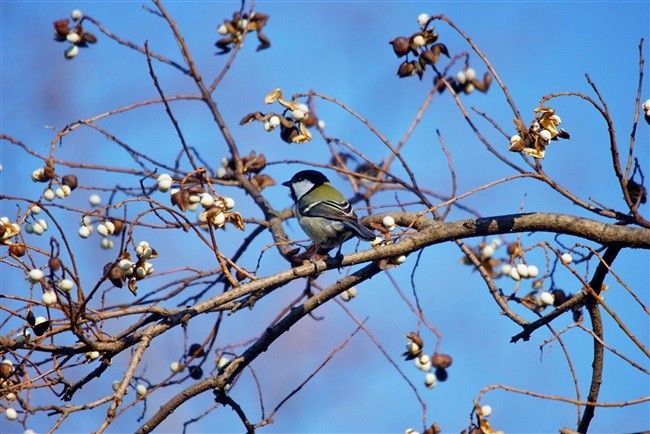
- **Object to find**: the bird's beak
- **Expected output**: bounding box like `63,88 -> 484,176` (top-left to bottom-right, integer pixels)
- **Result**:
281,180 -> 291,187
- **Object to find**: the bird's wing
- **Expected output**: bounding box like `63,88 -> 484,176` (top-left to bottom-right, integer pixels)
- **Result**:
300,199 -> 356,222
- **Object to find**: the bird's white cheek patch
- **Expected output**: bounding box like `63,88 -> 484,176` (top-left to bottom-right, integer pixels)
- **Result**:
291,179 -> 315,199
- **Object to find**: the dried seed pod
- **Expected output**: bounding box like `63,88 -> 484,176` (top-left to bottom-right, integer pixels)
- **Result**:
110,219 -> 124,235
551,289 -> 568,307
434,367 -> 448,382
26,310 -> 36,326
54,19 -> 70,37
8,243 -> 26,258
389,36 -> 410,57
61,174 -> 78,190
48,256 -> 62,271
189,365 -> 203,380
431,353 -> 453,369
82,32 -> 97,44
188,343 -> 205,358
171,189 -> 190,211
397,60 -> 416,78
627,179 -> 647,204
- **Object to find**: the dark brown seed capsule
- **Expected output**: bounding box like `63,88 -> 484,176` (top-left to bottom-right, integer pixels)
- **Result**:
431,353 -> 453,369
62,174 -> 78,190
189,365 -> 203,380
188,343 -> 205,358
8,243 -> 26,258
389,37 -> 410,57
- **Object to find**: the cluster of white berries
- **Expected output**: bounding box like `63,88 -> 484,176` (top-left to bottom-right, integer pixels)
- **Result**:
340,286 -> 358,302
500,262 -> 539,281
405,336 -> 437,390
535,291 -> 555,308
64,9 -> 83,59
197,196 -> 235,227
78,216 -> 118,249
455,67 -> 477,93
115,241 -> 156,280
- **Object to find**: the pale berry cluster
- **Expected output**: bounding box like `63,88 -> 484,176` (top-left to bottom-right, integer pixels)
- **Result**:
52,9 -> 98,60
339,286 -> 358,302
403,333 -> 452,391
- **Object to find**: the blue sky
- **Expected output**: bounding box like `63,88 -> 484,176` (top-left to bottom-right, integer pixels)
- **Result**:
1,1 -> 649,433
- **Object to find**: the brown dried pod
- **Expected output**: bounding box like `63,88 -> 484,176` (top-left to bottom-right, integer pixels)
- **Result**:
552,289 -> 568,307
109,266 -> 125,288
128,277 -> 138,296
419,49 -> 439,66
471,72 -> 492,93
225,212 -> 245,230
397,60 -> 416,78
431,353 -> 453,369
627,179 -> 647,204
506,242 -> 523,258
430,43 -> 449,59
256,30 -> 271,51
48,256 -> 62,271
171,189 -> 190,212
434,367 -> 448,382
0,361 -> 13,379
61,174 -> 78,190
389,36 -> 410,57
405,332 -> 424,348
82,32 -> 97,44
215,36 -> 233,54
239,112 -> 266,125
8,243 -> 26,258
188,343 -> 205,357
301,114 -> 317,128
424,423 -> 441,434
43,164 -> 56,181
189,365 -> 203,380
26,310 -> 36,326
110,219 -> 124,235
280,125 -> 301,143
422,29 -> 439,45
53,19 -> 70,37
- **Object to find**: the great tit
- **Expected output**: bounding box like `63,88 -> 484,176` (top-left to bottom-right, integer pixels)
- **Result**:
282,170 -> 376,252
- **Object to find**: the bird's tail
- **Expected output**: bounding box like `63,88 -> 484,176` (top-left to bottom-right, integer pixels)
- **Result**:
344,221 -> 376,241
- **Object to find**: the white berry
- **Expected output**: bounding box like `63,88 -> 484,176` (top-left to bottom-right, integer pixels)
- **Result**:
382,215 -> 396,229
28,269 -> 44,283
223,197 -> 235,209
642,99 -> 650,110
412,35 -> 426,46
539,291 -> 555,306
269,115 -> 281,127
560,253 -> 573,264
112,380 -> 121,392
217,356 -> 230,369
64,45 -> 79,59
527,264 -> 539,278
456,70 -> 466,84
41,291 -> 57,306
71,9 -> 82,20
57,279 -> 74,291
539,129 -> 552,141
100,238 -> 114,249
516,263 -> 529,278
216,167 -> 227,178
509,267 -> 520,281
136,384 -> 147,398
291,109 -> 305,121
200,193 -> 215,208
509,134 -> 521,145
424,372 -> 436,389
43,188 -> 55,201
170,361 -> 183,373
480,404 -> 492,417
217,24 -> 228,35
464,67 -> 476,81
4,407 -> 17,421
417,13 -> 430,27
89,194 -> 101,206
78,225 -> 91,238
481,244 -> 495,258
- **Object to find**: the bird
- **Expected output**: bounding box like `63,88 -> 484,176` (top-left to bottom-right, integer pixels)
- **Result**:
282,169 -> 376,255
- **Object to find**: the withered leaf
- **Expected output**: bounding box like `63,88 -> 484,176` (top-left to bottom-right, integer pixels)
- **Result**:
242,152 -> 267,173
256,31 -> 271,51
239,111 -> 266,125
171,189 -> 190,211
128,277 -> 138,296
250,174 -> 276,191
226,212 -> 245,230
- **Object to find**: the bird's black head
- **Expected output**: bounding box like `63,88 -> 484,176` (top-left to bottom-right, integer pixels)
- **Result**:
282,170 -> 330,201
